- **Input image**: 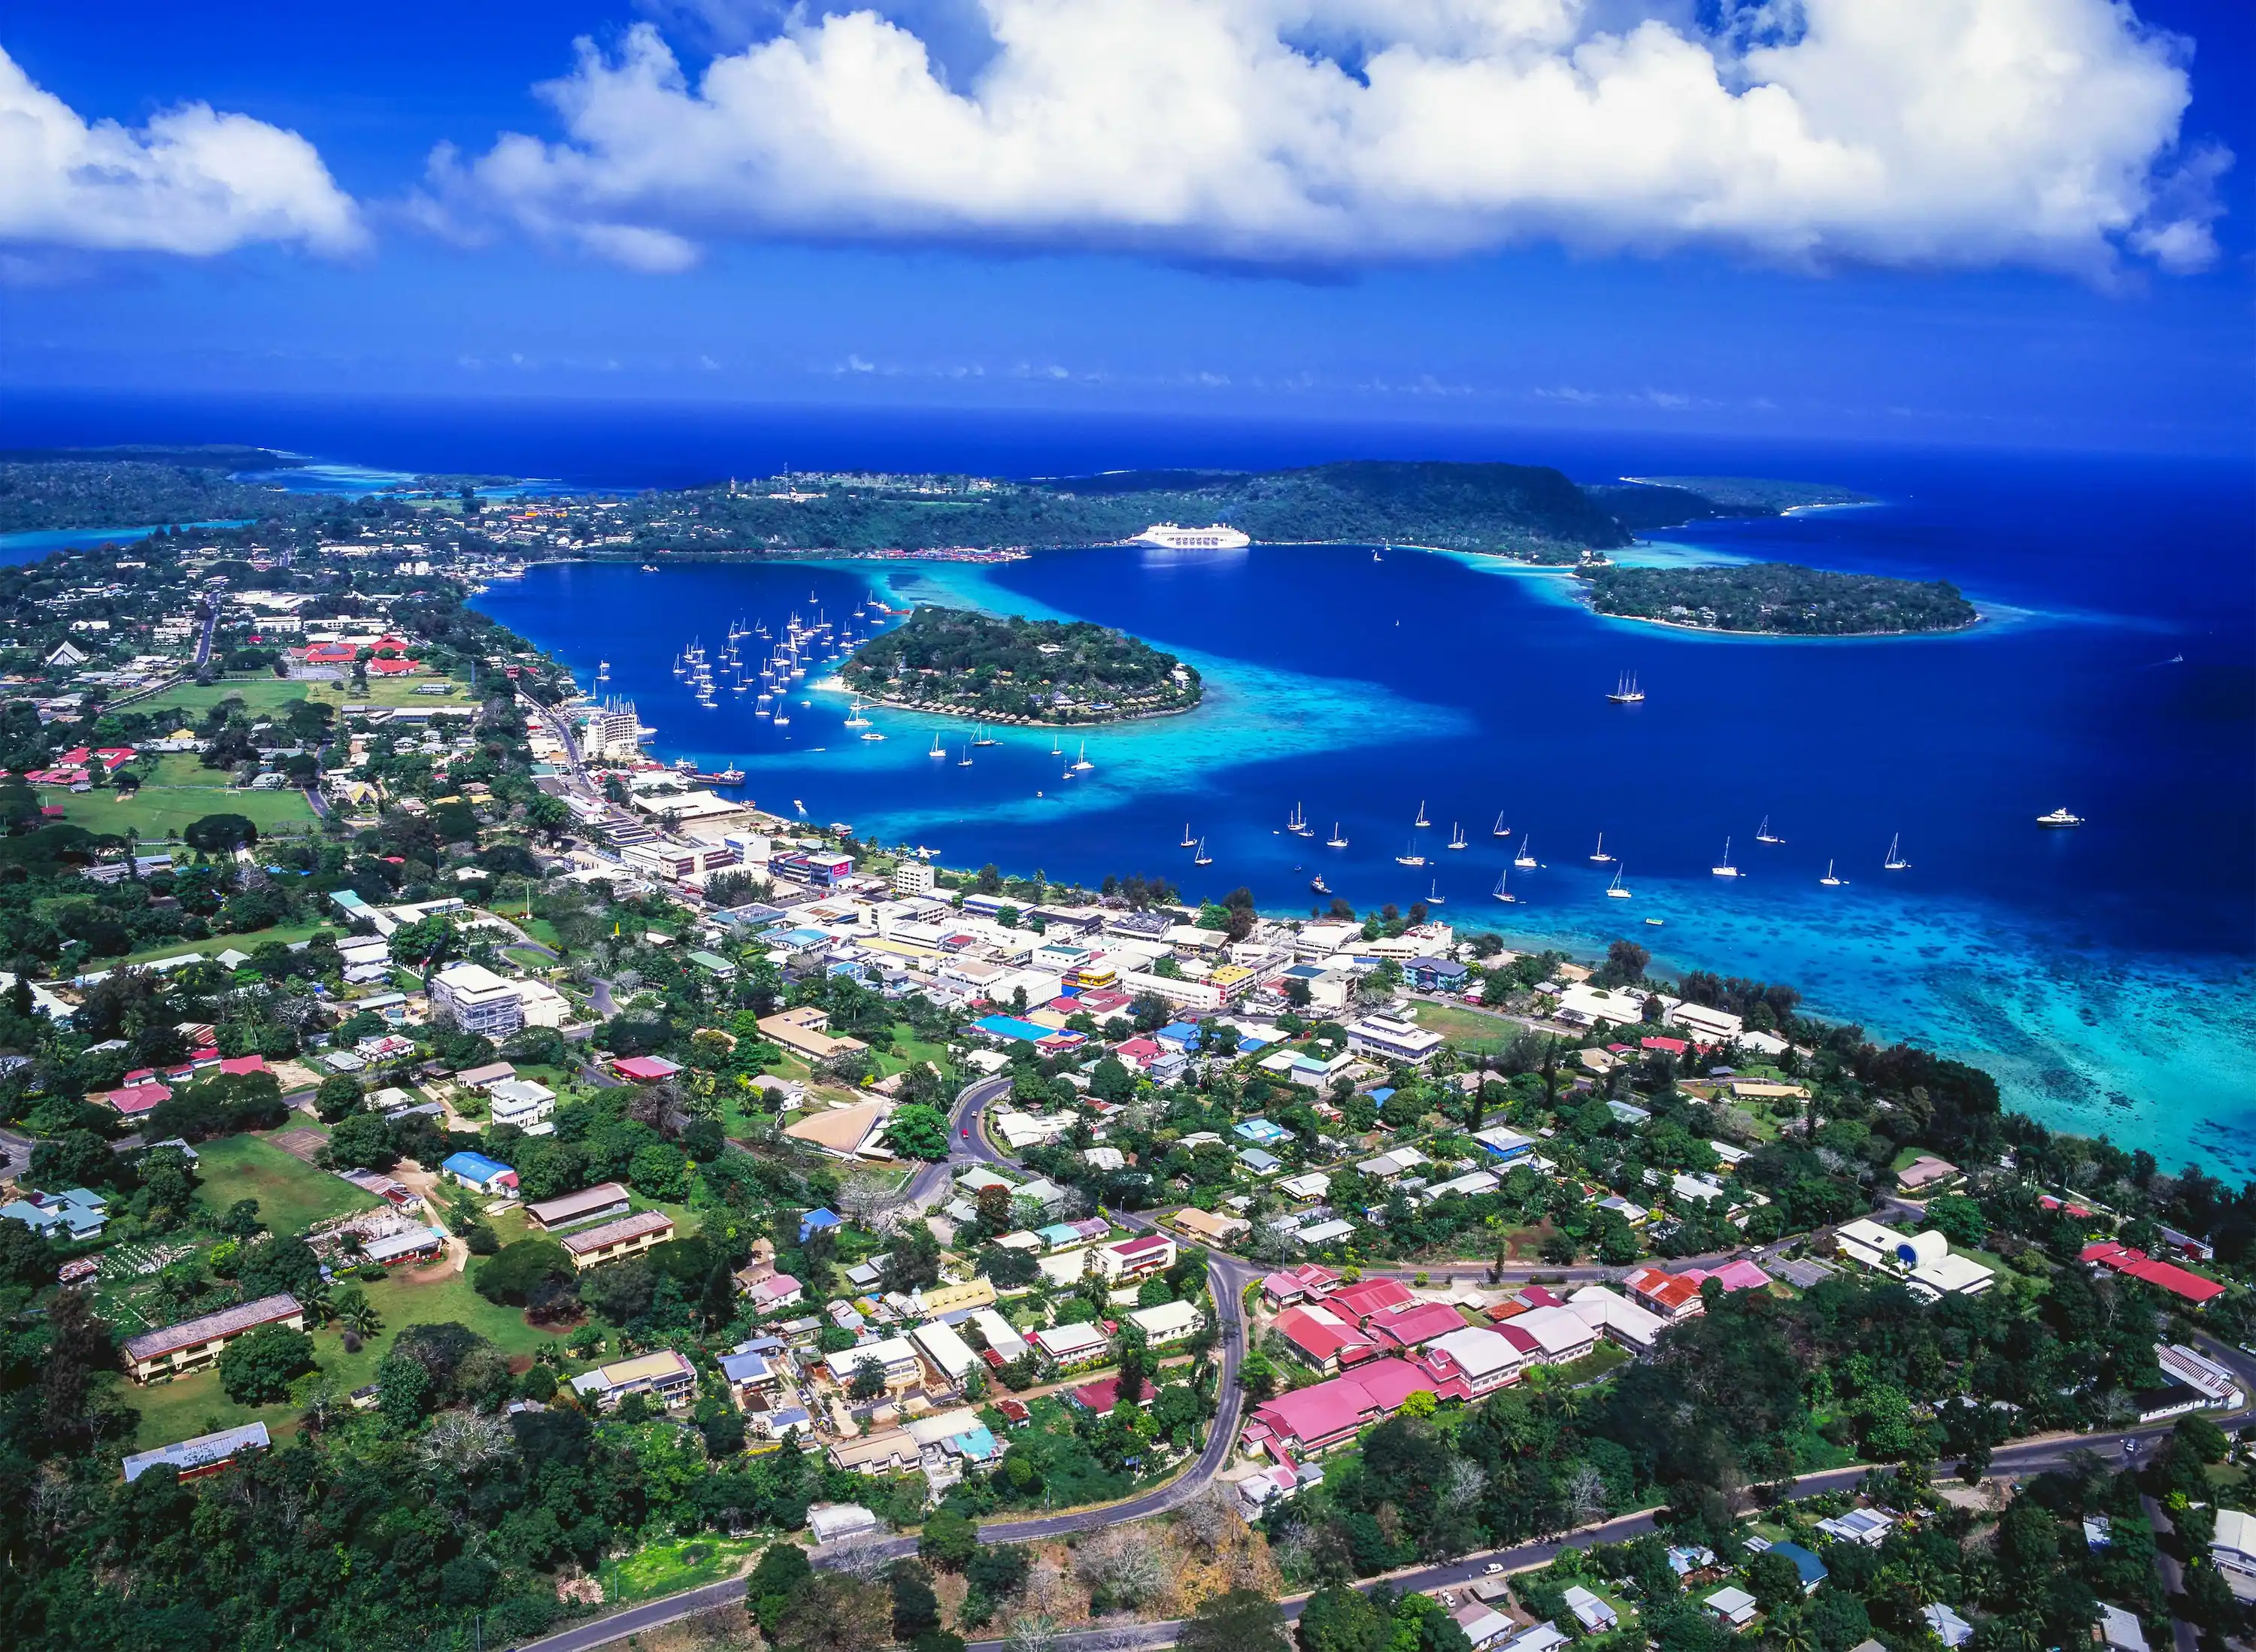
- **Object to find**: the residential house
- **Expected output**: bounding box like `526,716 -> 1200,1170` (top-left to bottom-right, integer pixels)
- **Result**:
569,1350 -> 698,1411
1922,1605 -> 1972,1647
782,1100 -> 892,1159
1815,1508 -> 1894,1547
1769,1541 -> 1828,1593
1272,1304 -> 1379,1374
823,1335 -> 923,1393
743,1275 -> 804,1314
2098,1605 -> 2148,1652
1029,1321 -> 1111,1375
1090,1232 -> 1175,1283
1127,1299 -> 1202,1347
1622,1266 -> 1707,1320
487,1078 -> 556,1135
0,1187 -> 108,1241
1169,1207 -> 1249,1245
1566,1587 -> 1621,1632
1703,1587 -> 1757,1628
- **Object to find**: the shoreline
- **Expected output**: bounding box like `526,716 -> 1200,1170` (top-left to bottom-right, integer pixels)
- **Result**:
1590,605 -> 1985,640
838,680 -> 1205,729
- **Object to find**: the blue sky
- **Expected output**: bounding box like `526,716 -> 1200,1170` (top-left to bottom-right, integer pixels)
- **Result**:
1,0 -> 2249,453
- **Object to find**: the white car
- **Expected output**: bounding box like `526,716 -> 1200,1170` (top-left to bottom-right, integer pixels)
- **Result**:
1484,1563 -> 1506,1574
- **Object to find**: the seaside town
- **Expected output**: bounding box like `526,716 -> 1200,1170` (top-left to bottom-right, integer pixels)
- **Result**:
0,486 -> 2252,1652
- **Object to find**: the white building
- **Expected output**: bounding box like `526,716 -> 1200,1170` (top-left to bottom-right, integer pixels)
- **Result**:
579,696 -> 641,762
1424,1326 -> 1525,1396
1127,1299 -> 1203,1347
892,859 -> 936,897
487,1078 -> 556,1135
969,1308 -> 1027,1363
1835,1220 -> 1995,1300
1345,1012 -> 1445,1066
909,1320 -> 981,1389
823,1335 -> 923,1392
429,962 -> 526,1038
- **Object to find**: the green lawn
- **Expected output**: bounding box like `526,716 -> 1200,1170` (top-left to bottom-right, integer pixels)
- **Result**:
123,921 -> 335,966
124,1262 -> 576,1449
135,680 -> 320,720
1410,1002 -> 1521,1048
193,1134 -> 380,1237
611,1534 -> 769,1605
51,753 -> 317,841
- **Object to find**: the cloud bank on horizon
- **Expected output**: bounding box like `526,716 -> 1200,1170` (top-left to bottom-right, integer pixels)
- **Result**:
420,0 -> 2227,277
0,48 -> 362,259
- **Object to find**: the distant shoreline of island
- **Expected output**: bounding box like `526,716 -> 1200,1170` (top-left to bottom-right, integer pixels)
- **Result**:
1572,559 -> 1980,638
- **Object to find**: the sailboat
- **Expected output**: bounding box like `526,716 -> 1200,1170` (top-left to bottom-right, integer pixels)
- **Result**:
1327,823 -> 1349,848
1492,870 -> 1518,904
1287,802 -> 1311,836
1712,838 -> 1740,878
1820,859 -> 1845,887
1589,832 -> 1614,864
1049,733 -> 1063,757
1755,815 -> 1785,845
1515,835 -> 1537,869
972,726 -> 998,747
957,747 -> 973,767
1608,671 -> 1645,705
1413,800 -> 1430,828
1492,811 -> 1509,837
844,699 -> 871,729
1448,823 -> 1469,850
1606,865 -> 1631,899
596,660 -> 610,683
1394,838 -> 1427,868
1193,838 -> 1213,866
1883,834 -> 1912,871
772,708 -> 790,726
1072,742 -> 1094,772
1427,878 -> 1446,907
928,732 -> 945,758
1180,824 -> 1197,848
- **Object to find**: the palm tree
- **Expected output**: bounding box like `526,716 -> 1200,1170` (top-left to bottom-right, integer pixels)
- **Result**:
1770,1614 -> 1815,1652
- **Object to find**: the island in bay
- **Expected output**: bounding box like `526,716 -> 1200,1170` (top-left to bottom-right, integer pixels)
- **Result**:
1578,560 -> 1979,636
839,606 -> 1202,723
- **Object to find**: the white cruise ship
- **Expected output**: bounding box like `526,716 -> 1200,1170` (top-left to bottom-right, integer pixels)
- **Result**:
1134,522 -> 1251,550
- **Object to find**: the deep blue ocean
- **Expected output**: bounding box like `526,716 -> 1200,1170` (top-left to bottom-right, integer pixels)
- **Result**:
4,390 -> 2250,1172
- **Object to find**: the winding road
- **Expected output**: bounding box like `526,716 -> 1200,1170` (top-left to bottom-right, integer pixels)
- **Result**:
515,1074 -> 2256,1652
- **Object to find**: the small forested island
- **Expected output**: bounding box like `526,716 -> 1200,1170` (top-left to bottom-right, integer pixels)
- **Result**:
0,447 -> 311,535
841,606 -> 1202,723
1579,561 -> 1979,636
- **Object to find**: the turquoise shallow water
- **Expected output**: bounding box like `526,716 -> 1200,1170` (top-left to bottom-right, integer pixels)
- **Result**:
479,487 -> 2256,1177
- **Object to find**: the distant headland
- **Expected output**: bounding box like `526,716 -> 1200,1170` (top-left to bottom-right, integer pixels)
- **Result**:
840,606 -> 1202,725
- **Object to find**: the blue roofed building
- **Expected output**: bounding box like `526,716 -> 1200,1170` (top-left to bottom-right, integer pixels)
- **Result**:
1234,1117 -> 1290,1147
1769,1541 -> 1829,1593
1155,1022 -> 1203,1049
1404,957 -> 1469,993
799,1208 -> 842,1244
0,1187 -> 108,1241
439,1151 -> 517,1193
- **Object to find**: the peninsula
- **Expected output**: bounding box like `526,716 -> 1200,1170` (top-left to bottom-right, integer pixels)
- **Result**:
841,606 -> 1202,723
1584,474 -> 1875,532
1578,560 -> 1979,636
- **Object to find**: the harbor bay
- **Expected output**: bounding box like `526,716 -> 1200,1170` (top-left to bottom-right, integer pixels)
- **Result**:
475,443 -> 2256,1175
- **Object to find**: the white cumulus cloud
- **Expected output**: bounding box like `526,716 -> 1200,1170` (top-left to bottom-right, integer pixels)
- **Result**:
0,47 -> 362,256
424,0 -> 2224,276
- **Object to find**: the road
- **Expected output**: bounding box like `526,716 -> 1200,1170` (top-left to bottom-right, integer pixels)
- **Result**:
517,1076 -> 2256,1652
191,590 -> 220,675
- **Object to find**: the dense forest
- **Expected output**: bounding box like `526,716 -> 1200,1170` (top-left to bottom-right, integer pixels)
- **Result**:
1583,478 -> 1872,534
842,608 -> 1202,723
1578,562 -> 1978,636
0,453 -> 317,535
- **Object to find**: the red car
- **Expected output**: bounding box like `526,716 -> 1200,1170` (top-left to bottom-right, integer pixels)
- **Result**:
960,1128 -> 971,1139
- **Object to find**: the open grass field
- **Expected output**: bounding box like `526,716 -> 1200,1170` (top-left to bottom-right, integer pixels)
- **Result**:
123,920 -> 335,966
611,1534 -> 769,1605
193,1133 -> 380,1236
134,679 -> 317,720
50,753 -> 317,841
1410,1000 -> 1522,1048
124,1258 -> 578,1449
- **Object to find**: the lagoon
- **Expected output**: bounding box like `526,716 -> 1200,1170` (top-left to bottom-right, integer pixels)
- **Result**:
476,447 -> 2255,1175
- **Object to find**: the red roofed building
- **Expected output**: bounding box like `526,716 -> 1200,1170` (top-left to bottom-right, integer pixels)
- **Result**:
2081,1242 -> 2226,1307
217,1054 -> 267,1078
1364,1299 -> 1468,1353
1069,1377 -> 1121,1416
302,642 -> 356,665
1261,1262 -> 1340,1306
105,1081 -> 173,1117
1272,1305 -> 1378,1374
368,657 -> 424,676
1640,1035 -> 1688,1055
1327,1277 -> 1415,1325
1623,1266 -> 1707,1320
1240,1357 -> 1442,1458
610,1055 -> 682,1082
